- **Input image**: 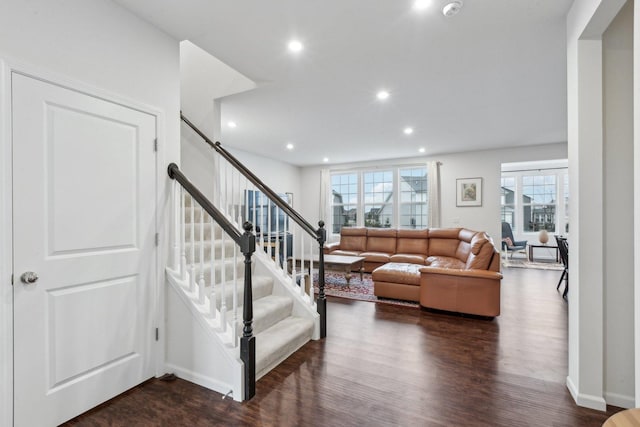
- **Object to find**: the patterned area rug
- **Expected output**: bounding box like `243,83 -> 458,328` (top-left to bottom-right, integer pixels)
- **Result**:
502,257 -> 564,271
313,272 -> 419,308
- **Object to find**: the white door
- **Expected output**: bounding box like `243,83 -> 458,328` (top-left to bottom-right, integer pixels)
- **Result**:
12,73 -> 157,426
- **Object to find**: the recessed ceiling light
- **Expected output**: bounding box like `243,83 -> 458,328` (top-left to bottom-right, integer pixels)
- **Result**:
418,147 -> 426,153
323,157 -> 329,163
376,90 -> 390,100
403,127 -> 414,135
288,40 -> 303,52
413,0 -> 431,11
442,1 -> 463,17
286,143 -> 294,150
227,121 -> 237,128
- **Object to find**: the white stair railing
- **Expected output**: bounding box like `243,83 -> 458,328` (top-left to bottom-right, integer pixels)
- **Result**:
168,163 -> 257,400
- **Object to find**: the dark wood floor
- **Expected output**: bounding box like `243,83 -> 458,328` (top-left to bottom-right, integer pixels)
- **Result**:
64,267 -> 622,426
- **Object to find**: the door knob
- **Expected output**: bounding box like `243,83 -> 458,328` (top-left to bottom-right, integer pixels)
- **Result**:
20,271 -> 39,284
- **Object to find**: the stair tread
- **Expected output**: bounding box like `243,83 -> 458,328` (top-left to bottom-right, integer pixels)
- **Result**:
255,316 -> 314,376
242,295 -> 293,335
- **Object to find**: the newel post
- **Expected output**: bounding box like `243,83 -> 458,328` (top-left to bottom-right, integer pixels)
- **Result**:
240,221 -> 256,400
316,221 -> 327,338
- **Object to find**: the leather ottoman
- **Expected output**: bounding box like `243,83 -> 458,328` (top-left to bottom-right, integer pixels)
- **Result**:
372,262 -> 422,302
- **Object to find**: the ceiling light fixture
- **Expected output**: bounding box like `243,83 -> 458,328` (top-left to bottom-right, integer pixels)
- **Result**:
286,143 -> 294,150
288,40 -> 303,52
412,0 -> 431,11
376,90 -> 390,100
227,121 -> 237,128
323,157 -> 329,163
418,147 -> 426,153
442,1 -> 463,17
403,127 -> 414,135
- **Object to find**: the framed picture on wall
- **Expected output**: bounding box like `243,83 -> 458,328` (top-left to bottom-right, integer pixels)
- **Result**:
456,177 -> 482,207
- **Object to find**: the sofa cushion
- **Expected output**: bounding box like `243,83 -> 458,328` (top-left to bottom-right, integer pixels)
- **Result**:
359,251 -> 392,263
465,233 -> 494,270
396,229 -> 429,254
340,227 -> 367,252
372,262 -> 421,286
390,254 -> 427,264
366,228 -> 397,253
428,238 -> 460,258
426,256 -> 466,269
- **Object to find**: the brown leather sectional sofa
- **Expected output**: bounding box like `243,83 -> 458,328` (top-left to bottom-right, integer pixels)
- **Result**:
323,227 -> 502,317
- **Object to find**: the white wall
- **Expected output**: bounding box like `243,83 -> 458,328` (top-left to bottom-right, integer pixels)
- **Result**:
299,143 -> 567,244
566,0 -> 631,411
602,0 -> 635,408
0,1 -> 180,425
179,41 -> 256,201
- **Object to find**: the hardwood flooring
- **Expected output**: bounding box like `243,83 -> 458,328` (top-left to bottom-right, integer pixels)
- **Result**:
64,267 -> 622,426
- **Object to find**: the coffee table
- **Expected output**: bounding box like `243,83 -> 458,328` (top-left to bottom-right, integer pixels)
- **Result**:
288,254 -> 365,284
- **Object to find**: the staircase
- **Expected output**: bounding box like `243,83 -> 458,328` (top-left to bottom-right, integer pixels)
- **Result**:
183,194 -> 315,378
165,117 -> 327,401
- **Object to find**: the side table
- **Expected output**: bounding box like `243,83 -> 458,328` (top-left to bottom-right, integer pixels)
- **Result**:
528,244 -> 559,263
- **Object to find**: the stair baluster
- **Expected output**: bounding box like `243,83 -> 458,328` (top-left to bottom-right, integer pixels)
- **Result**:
209,217 -> 216,319
180,188 -> 187,282
172,181 -> 180,271
220,229 -> 227,332
198,206 -> 205,304
189,196 -> 196,292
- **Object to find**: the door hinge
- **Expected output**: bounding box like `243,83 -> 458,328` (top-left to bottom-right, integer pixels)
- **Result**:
154,138 -> 158,152
155,328 -> 159,341
155,233 -> 159,246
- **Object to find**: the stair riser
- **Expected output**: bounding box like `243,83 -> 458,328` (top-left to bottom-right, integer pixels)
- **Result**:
212,277 -> 274,310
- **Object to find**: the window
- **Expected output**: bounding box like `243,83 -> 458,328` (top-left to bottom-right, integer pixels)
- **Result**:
363,171 -> 393,227
500,166 -> 568,238
399,167 -> 427,229
563,174 -> 569,233
500,176 -> 516,231
330,166 -> 427,234
522,175 -> 556,232
331,173 -> 358,233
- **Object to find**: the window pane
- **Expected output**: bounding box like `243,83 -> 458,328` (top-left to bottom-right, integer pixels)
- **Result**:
331,173 -> 358,233
399,167 -> 427,229
332,204 -> 357,233
364,204 -> 392,228
523,204 -> 556,232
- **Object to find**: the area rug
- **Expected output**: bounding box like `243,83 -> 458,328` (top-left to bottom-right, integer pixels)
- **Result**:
502,258 -> 564,271
312,272 -> 419,308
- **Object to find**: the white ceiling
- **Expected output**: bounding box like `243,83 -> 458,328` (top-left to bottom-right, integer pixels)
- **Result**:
114,0 -> 573,167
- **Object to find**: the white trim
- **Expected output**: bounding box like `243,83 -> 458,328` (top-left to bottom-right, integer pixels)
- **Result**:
165,363 -> 240,402
566,376 -> 607,411
604,391 -> 635,410
0,59 -> 14,427
1,56 -> 169,422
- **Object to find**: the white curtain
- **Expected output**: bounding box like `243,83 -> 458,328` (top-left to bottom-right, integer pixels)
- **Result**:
319,168 -> 331,229
428,161 -> 441,228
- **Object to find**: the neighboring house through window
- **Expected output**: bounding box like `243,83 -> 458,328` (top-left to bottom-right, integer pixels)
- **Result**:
330,166 -> 427,235
500,160 -> 568,239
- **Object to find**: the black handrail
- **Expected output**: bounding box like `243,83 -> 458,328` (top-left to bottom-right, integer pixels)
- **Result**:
168,162 -> 258,399
181,113 -> 317,238
168,163 -> 242,245
180,114 -> 327,339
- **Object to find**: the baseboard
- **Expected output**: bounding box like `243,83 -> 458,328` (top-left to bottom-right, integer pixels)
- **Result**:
164,363 -> 241,402
604,391 -> 635,409
566,376 -> 607,411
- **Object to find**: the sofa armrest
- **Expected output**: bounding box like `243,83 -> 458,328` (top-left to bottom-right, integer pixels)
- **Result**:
419,266 -> 503,280
324,241 -> 341,253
